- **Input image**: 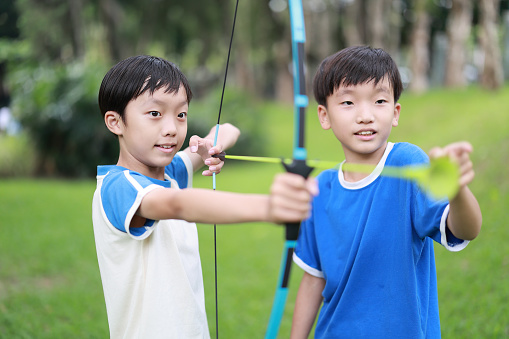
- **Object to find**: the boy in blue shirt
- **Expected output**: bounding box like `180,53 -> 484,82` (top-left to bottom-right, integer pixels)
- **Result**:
290,46 -> 482,338
92,55 -> 317,338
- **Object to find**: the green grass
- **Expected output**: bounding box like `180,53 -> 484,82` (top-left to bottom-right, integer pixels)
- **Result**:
0,180 -> 107,337
1,86 -> 508,337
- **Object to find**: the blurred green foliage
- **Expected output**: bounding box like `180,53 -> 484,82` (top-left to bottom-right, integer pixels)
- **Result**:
4,58 -> 266,177
187,87 -> 267,157
7,60 -> 119,177
0,133 -> 34,176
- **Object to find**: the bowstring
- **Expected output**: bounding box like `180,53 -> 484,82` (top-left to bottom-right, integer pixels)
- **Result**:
212,0 -> 240,337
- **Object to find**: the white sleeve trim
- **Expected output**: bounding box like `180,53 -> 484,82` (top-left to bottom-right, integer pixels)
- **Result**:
123,170 -> 162,240
293,252 -> 324,278
177,151 -> 194,188
440,204 -> 470,252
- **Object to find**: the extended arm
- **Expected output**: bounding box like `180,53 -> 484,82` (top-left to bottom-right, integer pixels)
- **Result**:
137,173 -> 318,225
290,272 -> 325,339
429,141 -> 482,240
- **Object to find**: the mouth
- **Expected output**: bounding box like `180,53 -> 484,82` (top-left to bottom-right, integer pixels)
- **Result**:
155,144 -> 176,153
355,130 -> 376,136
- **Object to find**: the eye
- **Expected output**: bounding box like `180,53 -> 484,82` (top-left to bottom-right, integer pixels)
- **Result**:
375,99 -> 387,104
341,101 -> 353,106
177,112 -> 187,119
149,111 -> 161,117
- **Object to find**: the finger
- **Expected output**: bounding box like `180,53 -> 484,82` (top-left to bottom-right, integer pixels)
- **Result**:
271,173 -> 309,197
459,169 -> 475,188
273,208 -> 311,224
271,177 -> 313,211
428,147 -> 445,159
306,177 -> 319,197
201,170 -> 213,176
188,135 -> 200,153
208,144 -> 223,155
443,141 -> 473,158
282,174 -> 318,200
205,157 -> 223,166
457,152 -> 472,171
271,193 -> 312,214
269,194 -> 312,223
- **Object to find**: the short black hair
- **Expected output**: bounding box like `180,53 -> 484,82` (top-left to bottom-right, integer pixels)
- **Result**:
98,55 -> 193,120
313,46 -> 403,106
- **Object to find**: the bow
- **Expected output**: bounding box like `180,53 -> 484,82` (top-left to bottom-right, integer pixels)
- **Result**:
265,1 -> 313,337
212,1 -> 310,337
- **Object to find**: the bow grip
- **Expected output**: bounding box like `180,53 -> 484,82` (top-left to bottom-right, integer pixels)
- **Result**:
212,151 -> 226,161
282,159 -> 313,241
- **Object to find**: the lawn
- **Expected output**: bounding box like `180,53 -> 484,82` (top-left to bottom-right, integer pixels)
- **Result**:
1,85 -> 508,337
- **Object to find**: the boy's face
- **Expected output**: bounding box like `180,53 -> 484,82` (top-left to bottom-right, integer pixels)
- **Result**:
318,78 -> 400,164
108,86 -> 189,179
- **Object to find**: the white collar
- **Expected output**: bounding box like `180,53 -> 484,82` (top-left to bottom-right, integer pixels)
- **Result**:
338,142 -> 394,190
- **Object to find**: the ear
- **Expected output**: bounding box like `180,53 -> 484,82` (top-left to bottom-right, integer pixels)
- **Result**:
104,111 -> 124,136
317,105 -> 331,130
392,103 -> 401,127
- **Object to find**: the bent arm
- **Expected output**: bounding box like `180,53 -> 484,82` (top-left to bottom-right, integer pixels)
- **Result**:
183,123 -> 240,172
429,142 -> 482,241
290,272 -> 325,339
447,186 -> 482,240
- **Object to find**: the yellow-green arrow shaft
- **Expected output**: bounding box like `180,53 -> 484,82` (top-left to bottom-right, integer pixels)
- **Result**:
222,154 -> 459,199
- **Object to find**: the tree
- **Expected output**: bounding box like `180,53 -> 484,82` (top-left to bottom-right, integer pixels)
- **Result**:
342,0 -> 364,46
0,0 -> 20,107
409,0 -> 432,93
445,0 -> 473,87
479,0 -> 503,89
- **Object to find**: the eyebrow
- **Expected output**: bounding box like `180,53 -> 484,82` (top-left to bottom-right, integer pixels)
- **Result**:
146,97 -> 188,109
335,85 -> 392,96
374,86 -> 392,95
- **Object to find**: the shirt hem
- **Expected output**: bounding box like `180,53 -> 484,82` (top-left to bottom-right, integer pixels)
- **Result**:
293,252 -> 324,278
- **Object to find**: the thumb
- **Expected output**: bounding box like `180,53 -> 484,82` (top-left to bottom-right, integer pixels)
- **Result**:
188,135 -> 200,153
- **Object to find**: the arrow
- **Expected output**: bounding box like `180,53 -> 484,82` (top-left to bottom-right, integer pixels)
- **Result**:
214,153 -> 460,200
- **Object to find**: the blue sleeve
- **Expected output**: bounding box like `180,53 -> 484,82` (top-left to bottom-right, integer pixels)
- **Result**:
294,210 -> 322,275
294,172 -> 331,278
101,170 -> 161,237
165,153 -> 191,189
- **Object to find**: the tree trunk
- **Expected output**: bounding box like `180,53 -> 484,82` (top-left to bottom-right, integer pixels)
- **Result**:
342,0 -> 365,46
364,0 -> 401,61
306,4 -> 334,94
68,0 -> 85,59
385,0 -> 402,60
366,0 -> 386,48
479,0 -> 503,90
99,0 -> 124,61
273,40 -> 293,103
409,0 -> 431,93
445,0 -> 473,87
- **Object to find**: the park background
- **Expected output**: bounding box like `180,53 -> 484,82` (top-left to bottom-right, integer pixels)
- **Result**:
0,0 -> 508,337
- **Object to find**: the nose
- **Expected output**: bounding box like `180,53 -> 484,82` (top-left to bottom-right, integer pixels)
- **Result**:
162,115 -> 177,136
356,105 -> 374,124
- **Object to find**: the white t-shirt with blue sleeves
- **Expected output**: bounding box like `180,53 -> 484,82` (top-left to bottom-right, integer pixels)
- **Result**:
92,152 -> 210,339
293,142 -> 468,338
99,152 -> 190,237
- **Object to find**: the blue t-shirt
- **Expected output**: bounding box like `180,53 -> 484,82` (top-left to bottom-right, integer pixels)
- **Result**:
294,142 -> 467,338
98,153 -> 190,237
